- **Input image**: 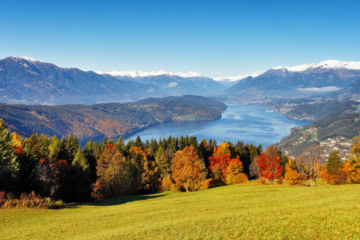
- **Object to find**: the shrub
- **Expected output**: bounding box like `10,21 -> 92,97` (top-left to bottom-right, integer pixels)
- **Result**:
322,169 -> 348,185
276,178 -> 283,185
0,191 -> 62,209
226,173 -> 248,185
200,178 -> 224,190
258,177 -> 267,185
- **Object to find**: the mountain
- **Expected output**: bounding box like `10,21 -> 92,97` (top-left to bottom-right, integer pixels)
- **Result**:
222,60 -> 360,101
0,57 -> 226,105
0,95 -> 227,143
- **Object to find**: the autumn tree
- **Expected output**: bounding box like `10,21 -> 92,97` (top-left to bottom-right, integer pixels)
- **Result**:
296,144 -> 323,187
342,137 -> 360,183
208,142 -> 235,181
171,145 -> 206,192
256,145 -> 282,183
225,159 -> 247,184
92,146 -> 132,201
284,158 -> 305,185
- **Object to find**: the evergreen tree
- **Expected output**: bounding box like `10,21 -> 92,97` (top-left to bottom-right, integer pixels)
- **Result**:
327,151 -> 343,175
0,120 -> 18,191
155,146 -> 170,177
72,148 -> 91,201
115,136 -> 126,153
66,133 -> 80,163
48,136 -> 60,162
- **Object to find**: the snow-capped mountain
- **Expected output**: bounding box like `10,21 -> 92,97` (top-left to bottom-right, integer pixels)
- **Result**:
97,69 -> 203,78
223,60 -> 360,101
0,56 -> 226,105
273,60 -> 360,72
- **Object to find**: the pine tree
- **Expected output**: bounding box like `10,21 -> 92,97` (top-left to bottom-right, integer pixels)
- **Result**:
327,151 -> 343,175
115,136 -> 126,153
66,133 -> 80,163
72,148 -> 91,201
0,120 -> 18,191
155,146 -> 170,177
48,136 -> 61,162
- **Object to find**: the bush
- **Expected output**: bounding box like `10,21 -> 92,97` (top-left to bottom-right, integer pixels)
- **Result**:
322,169 -> 348,185
200,178 -> 224,190
0,191 -> 63,209
276,178 -> 283,185
258,177 -> 267,185
226,173 -> 248,185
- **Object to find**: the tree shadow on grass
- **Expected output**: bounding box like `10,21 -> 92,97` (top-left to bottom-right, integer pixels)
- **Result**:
89,194 -> 165,207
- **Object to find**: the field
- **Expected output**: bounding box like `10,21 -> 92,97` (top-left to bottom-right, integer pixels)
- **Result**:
1,183 -> 360,240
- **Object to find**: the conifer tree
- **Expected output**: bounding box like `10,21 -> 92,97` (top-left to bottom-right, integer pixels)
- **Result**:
72,148 -> 91,201
327,151 -> 343,175
155,146 -> 170,177
0,120 -> 18,191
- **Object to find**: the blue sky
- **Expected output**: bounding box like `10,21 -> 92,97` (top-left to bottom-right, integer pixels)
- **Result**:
1,0 -> 359,77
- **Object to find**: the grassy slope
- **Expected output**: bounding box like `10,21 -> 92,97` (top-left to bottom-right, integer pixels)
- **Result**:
1,184 -> 360,240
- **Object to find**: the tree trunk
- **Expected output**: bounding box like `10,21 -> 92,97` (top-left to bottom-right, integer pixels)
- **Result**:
185,184 -> 189,192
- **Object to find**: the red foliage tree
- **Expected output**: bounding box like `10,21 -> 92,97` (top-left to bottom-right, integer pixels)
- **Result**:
256,150 -> 282,183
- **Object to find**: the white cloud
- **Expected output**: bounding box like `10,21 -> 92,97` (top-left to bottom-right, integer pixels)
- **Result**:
296,86 -> 341,92
168,82 -> 178,88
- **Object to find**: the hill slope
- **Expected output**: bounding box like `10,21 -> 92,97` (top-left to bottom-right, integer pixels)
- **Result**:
2,184 -> 360,239
278,101 -> 360,156
0,95 -> 227,143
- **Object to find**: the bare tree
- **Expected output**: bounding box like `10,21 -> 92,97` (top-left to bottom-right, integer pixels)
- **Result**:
296,144 -> 323,187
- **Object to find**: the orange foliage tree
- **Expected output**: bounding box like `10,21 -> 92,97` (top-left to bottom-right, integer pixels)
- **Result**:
171,145 -> 206,192
284,159 -> 305,185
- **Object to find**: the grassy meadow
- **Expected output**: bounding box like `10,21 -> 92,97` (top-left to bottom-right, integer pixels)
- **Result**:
1,183 -> 360,240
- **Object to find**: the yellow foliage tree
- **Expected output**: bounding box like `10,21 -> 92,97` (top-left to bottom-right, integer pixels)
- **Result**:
171,145 -> 206,192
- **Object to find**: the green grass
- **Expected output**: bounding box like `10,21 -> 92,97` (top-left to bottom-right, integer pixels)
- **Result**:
1,183 -> 360,240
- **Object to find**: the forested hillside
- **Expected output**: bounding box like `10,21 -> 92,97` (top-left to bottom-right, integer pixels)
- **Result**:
0,95 -> 226,143
278,101 -> 360,156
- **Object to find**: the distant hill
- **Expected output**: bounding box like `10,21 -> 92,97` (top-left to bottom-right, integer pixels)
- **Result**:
327,79 -> 360,101
221,60 -> 360,101
0,57 -> 226,105
0,95 -> 227,143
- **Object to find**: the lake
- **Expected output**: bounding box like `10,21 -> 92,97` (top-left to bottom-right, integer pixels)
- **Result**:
125,104 -> 310,147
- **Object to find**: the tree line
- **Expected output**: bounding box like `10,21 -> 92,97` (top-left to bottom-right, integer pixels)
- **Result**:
1,119 -> 360,206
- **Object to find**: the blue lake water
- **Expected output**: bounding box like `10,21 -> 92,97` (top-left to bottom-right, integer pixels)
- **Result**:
125,104 -> 310,147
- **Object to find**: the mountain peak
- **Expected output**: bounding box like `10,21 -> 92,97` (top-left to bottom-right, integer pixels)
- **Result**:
10,56 -> 39,62
273,60 -> 360,72
97,69 -> 203,78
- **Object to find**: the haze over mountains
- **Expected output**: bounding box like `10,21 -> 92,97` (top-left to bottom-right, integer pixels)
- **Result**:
1,57 -> 360,105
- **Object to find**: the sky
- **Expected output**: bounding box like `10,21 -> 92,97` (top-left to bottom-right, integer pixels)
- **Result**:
1,0 -> 360,78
